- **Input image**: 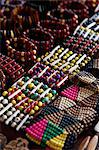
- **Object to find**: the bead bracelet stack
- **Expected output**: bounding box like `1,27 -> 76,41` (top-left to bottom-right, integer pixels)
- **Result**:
0,53 -> 25,83
23,27 -> 54,55
58,1 -> 89,22
6,37 -> 37,68
39,19 -> 69,43
47,8 -> 78,33
12,5 -> 39,29
0,76 -> 57,130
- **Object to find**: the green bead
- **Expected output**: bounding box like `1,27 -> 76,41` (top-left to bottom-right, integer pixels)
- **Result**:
52,90 -> 57,95
24,76 -> 30,82
23,89 -> 29,95
42,97 -> 49,103
34,80 -> 39,85
30,93 -> 38,99
43,84 -> 48,90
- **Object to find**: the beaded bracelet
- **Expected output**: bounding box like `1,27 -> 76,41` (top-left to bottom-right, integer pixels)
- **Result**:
58,1 -> 89,22
12,5 -> 39,29
39,19 -> 70,43
47,8 -> 78,33
6,37 -> 37,68
23,27 -> 54,55
0,76 -> 57,130
0,53 -> 25,83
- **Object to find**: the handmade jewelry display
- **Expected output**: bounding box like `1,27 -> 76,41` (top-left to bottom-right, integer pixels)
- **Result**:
0,1 -> 99,150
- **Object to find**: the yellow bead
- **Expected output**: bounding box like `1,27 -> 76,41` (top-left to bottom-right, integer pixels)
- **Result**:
28,99 -> 33,103
37,57 -> 41,62
17,96 -> 22,101
78,54 -> 82,57
68,51 -> 73,55
76,69 -> 80,73
71,59 -> 76,63
57,63 -> 62,67
84,60 -> 88,64
50,58 -> 54,62
11,99 -> 16,105
8,88 -> 12,92
45,52 -> 49,56
54,65 -> 58,69
2,91 -> 8,97
55,53 -> 58,56
38,101 -> 43,107
18,81 -> 24,86
73,72 -> 77,76
28,83 -> 34,89
66,65 -> 70,69
75,57 -> 79,61
21,94 -> 25,98
63,56 -> 67,60
81,63 -> 85,67
62,68 -> 67,72
34,106 -> 39,111
45,61 -> 49,65
61,47 -> 64,51
38,89 -> 44,94
70,63 -> 74,67
47,93 -> 53,98
54,56 -> 58,59
87,57 -> 91,61
24,103 -> 28,106
65,53 -> 70,57
58,49 -> 62,53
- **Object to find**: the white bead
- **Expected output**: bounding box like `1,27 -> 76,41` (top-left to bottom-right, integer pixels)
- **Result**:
2,115 -> 7,120
19,113 -> 24,118
0,103 -> 3,109
7,111 -> 13,116
2,99 -> 8,105
94,121 -> 99,133
11,122 -> 17,127
11,108 -> 16,112
15,117 -> 20,123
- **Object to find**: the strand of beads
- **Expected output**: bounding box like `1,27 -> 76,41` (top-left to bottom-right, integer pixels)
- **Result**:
6,37 -> 37,69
